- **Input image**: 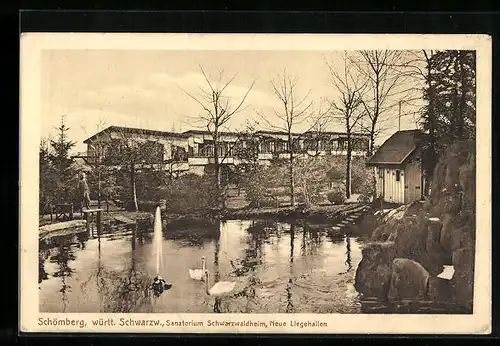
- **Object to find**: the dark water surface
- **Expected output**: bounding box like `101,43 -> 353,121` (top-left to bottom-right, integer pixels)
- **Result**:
39,219 -> 370,314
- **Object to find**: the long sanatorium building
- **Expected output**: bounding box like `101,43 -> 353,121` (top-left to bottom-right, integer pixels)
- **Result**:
83,126 -> 371,177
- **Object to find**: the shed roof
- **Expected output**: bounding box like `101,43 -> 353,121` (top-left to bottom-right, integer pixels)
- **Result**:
366,129 -> 425,166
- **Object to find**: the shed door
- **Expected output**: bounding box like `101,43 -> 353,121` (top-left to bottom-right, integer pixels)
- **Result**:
384,168 -> 405,204
404,160 -> 422,204
383,169 -> 392,202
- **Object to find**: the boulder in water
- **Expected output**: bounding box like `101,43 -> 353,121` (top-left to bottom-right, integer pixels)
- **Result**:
427,276 -> 453,301
354,241 -> 396,298
388,258 -> 429,301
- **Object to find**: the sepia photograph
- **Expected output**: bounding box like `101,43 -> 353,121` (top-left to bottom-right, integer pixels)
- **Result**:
20,33 -> 491,334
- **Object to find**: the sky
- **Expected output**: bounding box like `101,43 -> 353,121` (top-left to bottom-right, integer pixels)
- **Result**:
41,49 -> 423,153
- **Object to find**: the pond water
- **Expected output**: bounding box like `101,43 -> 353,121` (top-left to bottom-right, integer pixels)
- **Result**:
39,219 -> 370,314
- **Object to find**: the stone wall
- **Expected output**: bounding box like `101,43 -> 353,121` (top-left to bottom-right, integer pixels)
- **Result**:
355,140 -> 475,311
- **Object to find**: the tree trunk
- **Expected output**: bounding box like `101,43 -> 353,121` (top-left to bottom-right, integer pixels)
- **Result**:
289,161 -> 295,207
369,122 -> 376,157
130,163 -> 138,212
213,132 -> 223,209
214,137 -> 221,188
346,132 -> 352,199
97,169 -> 101,209
288,138 -> 295,207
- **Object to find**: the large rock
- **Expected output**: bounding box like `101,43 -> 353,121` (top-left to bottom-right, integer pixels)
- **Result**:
459,153 -> 475,211
426,218 -> 443,253
444,155 -> 462,191
451,247 -> 475,309
443,192 -> 462,216
426,218 -> 448,269
427,276 -> 453,302
452,247 -> 474,273
393,217 -> 433,269
440,213 -> 455,254
371,216 -> 403,242
451,226 -> 475,252
354,242 -> 396,298
388,258 -> 430,301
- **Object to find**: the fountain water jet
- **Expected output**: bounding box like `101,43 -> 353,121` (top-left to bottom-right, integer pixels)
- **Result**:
154,206 -> 163,275
151,206 -> 172,296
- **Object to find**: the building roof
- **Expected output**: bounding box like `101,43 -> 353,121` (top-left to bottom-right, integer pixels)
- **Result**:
182,129 -> 240,136
255,130 -> 370,138
366,129 -> 425,166
83,125 -> 371,144
83,126 -> 188,144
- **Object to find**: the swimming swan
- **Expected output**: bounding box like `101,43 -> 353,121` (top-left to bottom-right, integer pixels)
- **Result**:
189,256 -> 206,281
204,270 -> 237,297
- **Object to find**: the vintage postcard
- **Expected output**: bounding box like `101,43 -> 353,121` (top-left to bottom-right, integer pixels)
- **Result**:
20,33 -> 491,334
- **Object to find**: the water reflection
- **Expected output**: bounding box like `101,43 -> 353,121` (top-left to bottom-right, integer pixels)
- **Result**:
241,221 -> 265,270
213,227 -> 221,283
39,218 -> 368,314
38,250 -> 49,285
49,241 -> 76,313
286,278 -> 294,313
345,235 -> 352,272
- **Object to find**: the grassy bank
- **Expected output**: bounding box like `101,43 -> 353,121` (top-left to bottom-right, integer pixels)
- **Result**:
221,203 -> 369,222
39,201 -> 371,232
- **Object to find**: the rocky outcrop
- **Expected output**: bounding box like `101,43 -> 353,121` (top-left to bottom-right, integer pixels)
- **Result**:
355,140 -> 476,311
451,247 -> 475,308
354,241 -> 396,298
388,258 -> 429,301
427,276 -> 453,302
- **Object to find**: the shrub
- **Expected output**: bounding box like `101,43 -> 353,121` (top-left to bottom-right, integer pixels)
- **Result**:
157,174 -> 220,214
137,200 -> 159,213
357,194 -> 372,203
326,165 -> 345,181
351,158 -> 375,197
241,165 -> 286,208
327,189 -> 346,204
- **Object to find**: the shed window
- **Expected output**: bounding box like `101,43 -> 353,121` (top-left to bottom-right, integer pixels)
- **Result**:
396,170 -> 401,182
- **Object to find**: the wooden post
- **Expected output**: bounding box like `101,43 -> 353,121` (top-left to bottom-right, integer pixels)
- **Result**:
85,211 -> 91,237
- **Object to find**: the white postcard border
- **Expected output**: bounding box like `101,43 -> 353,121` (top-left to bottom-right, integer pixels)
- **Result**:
20,33 -> 492,334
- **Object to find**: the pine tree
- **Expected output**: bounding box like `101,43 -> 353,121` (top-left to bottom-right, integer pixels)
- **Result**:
421,50 -> 476,181
49,115 -> 77,203
39,138 -> 57,213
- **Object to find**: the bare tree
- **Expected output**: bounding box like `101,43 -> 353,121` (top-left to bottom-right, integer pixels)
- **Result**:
381,50 -> 440,196
351,50 -> 416,155
326,52 -> 368,199
93,127 -> 164,212
260,70 -> 327,207
179,65 -> 255,207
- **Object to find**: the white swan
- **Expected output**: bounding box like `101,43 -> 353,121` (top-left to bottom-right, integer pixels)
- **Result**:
188,256 -> 206,281
204,270 -> 237,297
